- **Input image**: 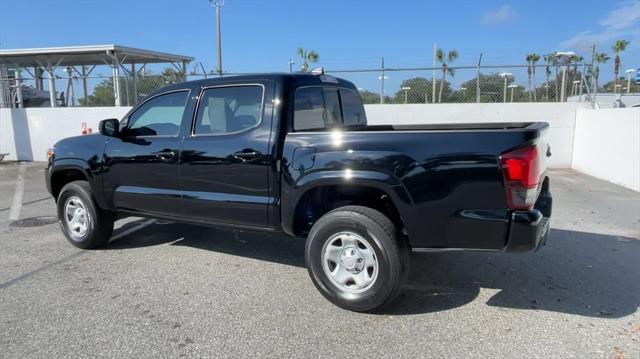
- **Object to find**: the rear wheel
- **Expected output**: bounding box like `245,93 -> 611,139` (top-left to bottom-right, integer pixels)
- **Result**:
57,181 -> 114,249
305,205 -> 408,312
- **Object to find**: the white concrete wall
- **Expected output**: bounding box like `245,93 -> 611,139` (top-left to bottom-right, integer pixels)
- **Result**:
572,108 -> 640,191
0,107 -> 131,161
1,104 -> 638,192
364,103 -> 587,168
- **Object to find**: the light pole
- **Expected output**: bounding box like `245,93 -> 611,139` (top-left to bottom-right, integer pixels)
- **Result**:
460,86 -> 467,101
625,69 -> 635,94
500,72 -> 512,103
555,51 -> 575,102
401,86 -> 411,103
209,0 -> 224,76
288,59 -> 295,72
508,84 -> 517,102
572,80 -> 580,96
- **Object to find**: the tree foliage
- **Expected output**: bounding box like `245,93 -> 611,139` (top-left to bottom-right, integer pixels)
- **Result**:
297,47 -> 319,72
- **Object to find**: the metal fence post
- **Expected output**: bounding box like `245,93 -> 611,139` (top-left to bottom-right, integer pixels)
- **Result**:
476,53 -> 482,103
432,43 -> 437,104
578,63 -> 586,102
380,57 -> 385,104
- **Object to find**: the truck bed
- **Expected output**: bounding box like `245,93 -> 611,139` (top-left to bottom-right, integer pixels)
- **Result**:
334,122 -> 543,132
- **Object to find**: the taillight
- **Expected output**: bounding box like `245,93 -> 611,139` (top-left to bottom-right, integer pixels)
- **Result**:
500,145 -> 541,210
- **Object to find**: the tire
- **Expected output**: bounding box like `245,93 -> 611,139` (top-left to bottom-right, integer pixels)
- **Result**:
305,205 -> 408,312
57,180 -> 114,249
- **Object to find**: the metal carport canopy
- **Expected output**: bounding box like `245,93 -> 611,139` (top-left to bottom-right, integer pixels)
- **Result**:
0,45 -> 193,107
0,44 -> 193,66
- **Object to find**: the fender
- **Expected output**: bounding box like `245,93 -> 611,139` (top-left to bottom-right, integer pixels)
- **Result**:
48,158 -> 109,209
280,169 -> 413,236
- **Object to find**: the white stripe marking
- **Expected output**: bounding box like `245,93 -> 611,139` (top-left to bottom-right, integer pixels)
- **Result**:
110,219 -> 156,241
164,237 -> 185,246
8,163 -> 26,221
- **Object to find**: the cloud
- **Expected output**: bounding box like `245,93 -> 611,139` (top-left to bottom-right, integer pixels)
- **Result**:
481,5 -> 517,25
559,1 -> 640,51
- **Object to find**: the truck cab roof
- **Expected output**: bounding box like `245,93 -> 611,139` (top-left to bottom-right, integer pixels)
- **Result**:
159,72 -> 358,93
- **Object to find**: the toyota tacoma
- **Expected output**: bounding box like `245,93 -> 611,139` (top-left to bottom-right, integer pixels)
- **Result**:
46,72 -> 552,312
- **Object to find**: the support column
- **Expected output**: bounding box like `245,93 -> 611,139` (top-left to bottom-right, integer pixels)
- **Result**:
182,60 -> 188,81
15,69 -> 23,108
82,65 -> 88,103
131,63 -> 138,102
110,52 -> 122,106
46,59 -> 57,107
65,66 -> 75,107
35,67 -> 43,90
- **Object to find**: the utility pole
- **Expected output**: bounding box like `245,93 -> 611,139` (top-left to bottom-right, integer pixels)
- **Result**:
209,0 -> 224,76
626,69 -> 635,93
432,43 -> 437,104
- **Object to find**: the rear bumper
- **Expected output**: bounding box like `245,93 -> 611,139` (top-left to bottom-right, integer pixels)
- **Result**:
504,210 -> 551,252
504,177 -> 552,252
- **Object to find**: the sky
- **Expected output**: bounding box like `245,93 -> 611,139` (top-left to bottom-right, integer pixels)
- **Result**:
0,0 -> 638,93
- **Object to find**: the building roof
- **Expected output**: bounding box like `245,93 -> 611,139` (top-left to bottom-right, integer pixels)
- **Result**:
0,45 -> 193,67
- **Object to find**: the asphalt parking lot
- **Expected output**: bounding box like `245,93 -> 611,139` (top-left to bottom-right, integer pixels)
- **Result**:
1,162 -> 639,358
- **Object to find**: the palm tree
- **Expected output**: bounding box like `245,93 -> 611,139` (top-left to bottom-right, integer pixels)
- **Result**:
592,52 -> 610,92
569,54 -> 583,73
567,55 -> 584,95
612,40 -> 630,92
296,47 -> 319,72
526,53 -> 541,101
543,53 -> 556,101
436,48 -> 458,103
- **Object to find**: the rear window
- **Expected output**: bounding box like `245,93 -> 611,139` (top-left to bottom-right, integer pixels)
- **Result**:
293,86 -> 366,131
294,87 -> 325,131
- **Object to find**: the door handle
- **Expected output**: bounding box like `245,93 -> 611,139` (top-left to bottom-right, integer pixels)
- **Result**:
155,151 -> 175,160
233,150 -> 261,161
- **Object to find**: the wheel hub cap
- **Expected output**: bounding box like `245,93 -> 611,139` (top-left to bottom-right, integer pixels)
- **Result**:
321,232 -> 378,293
340,247 -> 365,273
64,196 -> 89,240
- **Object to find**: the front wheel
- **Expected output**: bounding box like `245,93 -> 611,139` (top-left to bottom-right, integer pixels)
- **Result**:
305,206 -> 408,312
57,181 -> 114,249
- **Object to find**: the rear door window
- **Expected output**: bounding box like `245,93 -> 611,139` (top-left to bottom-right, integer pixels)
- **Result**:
193,85 -> 263,135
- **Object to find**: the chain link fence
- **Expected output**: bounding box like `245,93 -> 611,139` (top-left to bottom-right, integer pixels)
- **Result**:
326,64 -> 594,104
2,62 -> 635,108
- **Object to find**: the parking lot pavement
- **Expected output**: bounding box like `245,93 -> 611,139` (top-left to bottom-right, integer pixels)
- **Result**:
1,162 -> 638,358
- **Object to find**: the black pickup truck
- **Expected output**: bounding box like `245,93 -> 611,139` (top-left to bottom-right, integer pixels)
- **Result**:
46,72 -> 552,312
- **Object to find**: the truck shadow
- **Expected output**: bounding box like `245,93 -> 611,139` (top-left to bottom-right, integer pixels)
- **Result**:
392,229 -> 639,318
105,221 -> 639,318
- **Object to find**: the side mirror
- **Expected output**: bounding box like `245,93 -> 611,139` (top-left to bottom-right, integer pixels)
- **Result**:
99,118 -> 120,137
